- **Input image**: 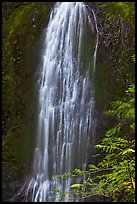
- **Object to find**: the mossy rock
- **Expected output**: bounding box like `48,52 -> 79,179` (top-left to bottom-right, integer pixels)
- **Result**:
2,2 -> 52,202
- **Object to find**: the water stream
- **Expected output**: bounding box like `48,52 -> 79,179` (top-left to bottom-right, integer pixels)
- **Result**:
26,2 -> 98,202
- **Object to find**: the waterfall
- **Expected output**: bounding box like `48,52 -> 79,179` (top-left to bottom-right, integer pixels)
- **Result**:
26,2 -> 98,202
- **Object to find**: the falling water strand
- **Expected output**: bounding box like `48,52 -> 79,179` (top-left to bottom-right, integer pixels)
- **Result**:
86,3 -> 99,71
26,2 -> 98,202
91,9 -> 99,71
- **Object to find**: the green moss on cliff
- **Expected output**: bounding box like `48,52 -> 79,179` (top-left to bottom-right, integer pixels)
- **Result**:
2,2 -> 50,201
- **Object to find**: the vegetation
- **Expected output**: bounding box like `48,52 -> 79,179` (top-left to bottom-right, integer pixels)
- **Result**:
51,83 -> 135,202
74,85 -> 134,201
97,2 -> 135,91
98,2 -> 135,28
50,2 -> 135,202
2,2 -> 48,171
2,2 -> 50,201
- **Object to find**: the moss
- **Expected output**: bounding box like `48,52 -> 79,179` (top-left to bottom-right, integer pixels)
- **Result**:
3,3 -> 48,38
2,3 -> 50,200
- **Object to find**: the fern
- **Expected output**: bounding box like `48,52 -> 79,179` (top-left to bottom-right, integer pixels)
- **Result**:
63,84 -> 135,202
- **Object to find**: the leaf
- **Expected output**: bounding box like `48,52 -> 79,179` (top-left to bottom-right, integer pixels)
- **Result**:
70,184 -> 82,188
131,178 -> 135,191
126,108 -> 135,119
88,164 -> 99,171
122,148 -> 135,155
131,54 -> 135,62
130,123 -> 135,130
127,84 -> 135,93
73,168 -> 82,175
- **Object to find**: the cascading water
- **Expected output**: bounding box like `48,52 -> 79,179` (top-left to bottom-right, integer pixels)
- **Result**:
26,2 -> 98,202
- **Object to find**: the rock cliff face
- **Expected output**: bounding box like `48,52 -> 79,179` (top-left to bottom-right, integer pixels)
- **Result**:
2,2 -> 52,201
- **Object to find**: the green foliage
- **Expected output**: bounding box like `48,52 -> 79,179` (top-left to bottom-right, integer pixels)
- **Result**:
131,54 -> 135,62
98,2 -> 135,30
2,2 -> 48,162
126,83 -> 135,93
72,84 -> 135,202
73,168 -> 83,175
2,3 -> 49,201
88,164 -> 99,171
71,184 -> 82,188
97,2 -> 135,91
55,83 -> 135,202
